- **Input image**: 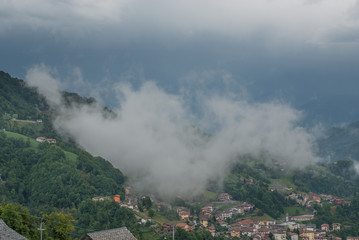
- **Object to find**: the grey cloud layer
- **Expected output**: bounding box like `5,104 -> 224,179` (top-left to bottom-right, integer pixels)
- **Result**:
2,0 -> 359,112
26,65 -> 319,197
1,0 -> 358,45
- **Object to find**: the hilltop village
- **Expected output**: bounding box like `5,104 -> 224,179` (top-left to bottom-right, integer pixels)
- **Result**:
93,186 -> 356,240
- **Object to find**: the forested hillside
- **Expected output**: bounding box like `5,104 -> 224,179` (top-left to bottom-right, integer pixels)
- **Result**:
3,70 -> 359,239
0,71 -> 127,207
0,132 -> 125,208
0,71 -> 46,120
0,71 -> 148,239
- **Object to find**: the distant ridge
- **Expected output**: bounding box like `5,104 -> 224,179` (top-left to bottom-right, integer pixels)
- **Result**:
299,95 -> 359,127
317,120 -> 359,162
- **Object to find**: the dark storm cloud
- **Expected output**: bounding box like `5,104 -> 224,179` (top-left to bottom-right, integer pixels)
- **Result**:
1,0 -> 359,120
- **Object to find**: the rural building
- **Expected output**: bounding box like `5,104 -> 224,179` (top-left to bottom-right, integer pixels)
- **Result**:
92,196 -> 111,201
221,210 -> 233,219
332,223 -> 341,231
36,137 -> 57,144
47,138 -> 56,143
176,223 -> 194,232
36,137 -> 46,142
230,228 -> 241,238
199,215 -> 209,227
273,229 -> 287,240
113,194 -> 120,202
321,224 -> 329,231
287,232 -> 299,240
218,193 -> 232,201
290,215 -> 314,221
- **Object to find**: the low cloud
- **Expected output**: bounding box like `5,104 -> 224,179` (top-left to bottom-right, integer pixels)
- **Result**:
25,64 -> 62,107
26,65 -> 319,197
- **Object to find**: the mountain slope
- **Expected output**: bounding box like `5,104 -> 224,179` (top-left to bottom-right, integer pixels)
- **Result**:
317,121 -> 359,162
0,130 -> 125,208
299,95 -> 359,127
0,71 -> 47,120
0,71 -> 126,209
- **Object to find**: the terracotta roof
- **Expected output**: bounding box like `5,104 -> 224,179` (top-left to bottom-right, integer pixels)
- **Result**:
233,219 -> 253,226
0,219 -> 28,240
176,223 -> 188,228
83,227 -> 137,240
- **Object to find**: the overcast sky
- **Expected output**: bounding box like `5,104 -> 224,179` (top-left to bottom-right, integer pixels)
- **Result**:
3,0 -> 359,195
1,0 -> 359,122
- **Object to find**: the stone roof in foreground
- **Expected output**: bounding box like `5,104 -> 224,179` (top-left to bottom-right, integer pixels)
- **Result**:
0,219 -> 28,240
82,227 -> 137,240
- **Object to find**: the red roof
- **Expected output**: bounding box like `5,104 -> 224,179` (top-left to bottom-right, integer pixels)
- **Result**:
233,219 -> 253,226
176,223 -> 187,228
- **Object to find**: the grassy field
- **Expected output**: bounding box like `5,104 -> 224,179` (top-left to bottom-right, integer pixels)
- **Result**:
139,227 -> 161,240
270,173 -> 296,189
251,213 -> 274,221
3,130 -> 78,162
3,130 -> 39,148
284,206 -> 307,216
64,150 -> 78,163
213,201 -> 241,212
192,190 -> 218,202
139,211 -> 183,225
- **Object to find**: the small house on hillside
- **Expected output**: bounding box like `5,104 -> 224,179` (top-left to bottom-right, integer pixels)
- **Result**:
332,223 -> 341,231
176,223 -> 194,232
36,137 -> 46,142
113,194 -> 120,202
36,137 -> 57,144
47,138 -> 56,144
82,227 -> 137,240
321,224 -> 329,231
290,215 -> 314,222
92,196 -> 111,201
218,193 -> 232,201
0,219 -> 28,240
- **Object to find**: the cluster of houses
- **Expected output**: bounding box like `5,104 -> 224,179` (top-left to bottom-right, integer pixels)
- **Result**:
216,202 -> 255,222
92,188 -> 142,213
92,194 -> 120,203
160,193 -> 256,235
35,136 -> 56,144
90,190 -> 359,240
177,206 -> 190,221
224,219 -> 345,240
157,193 -> 358,240
177,193 -> 256,229
287,192 -> 351,207
161,213 -> 348,240
199,215 -> 344,240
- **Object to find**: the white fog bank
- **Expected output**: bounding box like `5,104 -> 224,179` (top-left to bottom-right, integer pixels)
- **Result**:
26,65 -> 319,197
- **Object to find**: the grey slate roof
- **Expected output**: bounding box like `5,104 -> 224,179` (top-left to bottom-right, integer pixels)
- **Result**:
0,219 -> 28,240
83,227 -> 137,240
